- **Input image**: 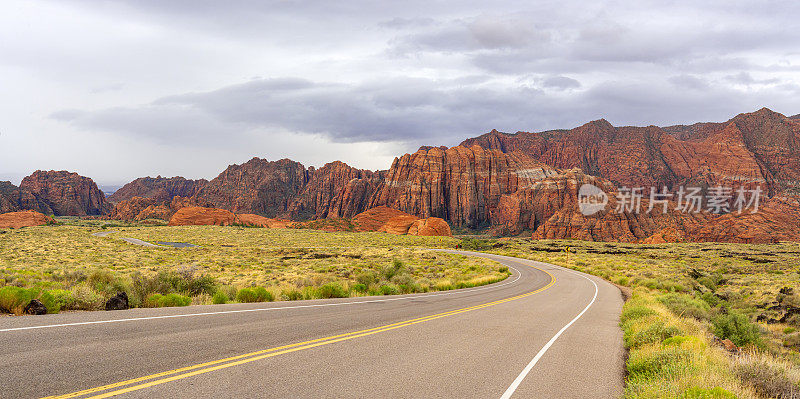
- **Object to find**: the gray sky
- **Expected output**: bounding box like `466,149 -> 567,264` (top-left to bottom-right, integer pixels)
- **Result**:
1,0 -> 799,187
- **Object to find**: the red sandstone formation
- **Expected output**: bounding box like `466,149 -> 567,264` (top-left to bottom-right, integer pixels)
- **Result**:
0,210 -> 53,229
168,207 -> 235,226
408,217 -> 452,237
351,206 -> 413,231
18,171 -> 110,216
378,215 -> 420,235
108,176 -> 206,203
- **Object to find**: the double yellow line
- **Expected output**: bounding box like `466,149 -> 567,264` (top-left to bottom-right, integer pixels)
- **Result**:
45,266 -> 555,399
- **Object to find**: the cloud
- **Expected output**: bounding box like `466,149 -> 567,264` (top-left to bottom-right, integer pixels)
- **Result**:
542,76 -> 581,90
4,0 -> 800,185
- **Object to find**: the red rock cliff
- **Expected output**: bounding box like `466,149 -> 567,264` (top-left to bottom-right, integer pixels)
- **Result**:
19,171 -> 110,216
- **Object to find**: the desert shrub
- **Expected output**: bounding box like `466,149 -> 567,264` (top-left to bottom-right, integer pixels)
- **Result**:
678,387 -> 737,399
48,289 -> 74,310
379,284 -> 399,295
498,266 -> 509,273
381,259 -> 406,280
0,286 -> 32,314
159,269 -> 217,296
700,292 -> 722,307
351,283 -> 368,293
211,291 -> 229,304
711,311 -> 762,348
317,282 -> 349,299
236,287 -> 274,303
624,321 -> 681,349
697,276 -> 717,291
280,289 -> 304,301
69,283 -> 104,310
146,293 -> 191,307
87,269 -> 127,295
734,357 -> 800,399
355,271 -> 377,286
657,293 -> 711,320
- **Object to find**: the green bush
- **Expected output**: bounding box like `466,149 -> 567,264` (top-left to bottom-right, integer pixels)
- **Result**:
48,289 -> 75,310
678,387 -> 737,399
69,283 -> 104,310
379,284 -> 399,295
351,283 -> 368,293
657,293 -> 711,320
235,287 -> 273,303
317,283 -> 349,299
146,293 -> 191,307
0,286 -> 62,314
355,271 -> 377,286
211,291 -> 229,304
0,286 -> 32,314
711,311 -> 762,347
381,259 -> 406,280
281,289 -> 304,301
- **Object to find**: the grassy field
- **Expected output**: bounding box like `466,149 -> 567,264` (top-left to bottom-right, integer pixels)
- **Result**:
467,238 -> 800,398
0,224 -> 508,313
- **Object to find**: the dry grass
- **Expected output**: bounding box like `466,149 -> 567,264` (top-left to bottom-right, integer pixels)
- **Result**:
0,224 -> 507,310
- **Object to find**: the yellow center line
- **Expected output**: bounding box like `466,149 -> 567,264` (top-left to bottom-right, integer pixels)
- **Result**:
45,265 -> 555,399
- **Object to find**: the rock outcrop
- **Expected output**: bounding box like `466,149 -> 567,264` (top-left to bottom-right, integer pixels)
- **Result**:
168,207 -> 235,226
0,210 -> 54,228
19,171 -> 110,216
462,108 -> 800,197
351,206 -> 412,232
0,181 -> 52,214
108,176 -> 206,203
351,206 -> 453,236
408,217 -> 452,237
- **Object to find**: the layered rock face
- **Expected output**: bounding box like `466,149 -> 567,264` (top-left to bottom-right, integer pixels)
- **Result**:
98,107 -> 800,242
108,176 -> 206,203
0,181 -> 53,214
462,108 -> 800,195
18,171 -> 110,216
367,145 -> 558,228
0,210 -> 53,229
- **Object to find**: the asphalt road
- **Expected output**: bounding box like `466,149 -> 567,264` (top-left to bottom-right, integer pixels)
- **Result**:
0,251 -> 625,398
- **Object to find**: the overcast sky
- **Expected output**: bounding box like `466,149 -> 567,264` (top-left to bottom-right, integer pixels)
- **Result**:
1,0 -> 799,187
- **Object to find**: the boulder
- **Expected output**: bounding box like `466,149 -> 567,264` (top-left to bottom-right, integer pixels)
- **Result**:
0,210 -> 53,229
407,217 -> 452,237
105,292 -> 129,311
168,207 -> 235,226
24,299 -> 47,315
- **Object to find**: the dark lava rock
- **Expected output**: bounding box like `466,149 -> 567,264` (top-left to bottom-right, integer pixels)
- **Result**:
105,292 -> 129,311
24,299 -> 47,315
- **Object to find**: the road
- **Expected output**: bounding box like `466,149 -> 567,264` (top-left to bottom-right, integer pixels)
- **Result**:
0,251 -> 625,398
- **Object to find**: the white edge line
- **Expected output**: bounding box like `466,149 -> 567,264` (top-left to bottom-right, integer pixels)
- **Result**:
499,267 -> 599,399
0,264 -> 522,333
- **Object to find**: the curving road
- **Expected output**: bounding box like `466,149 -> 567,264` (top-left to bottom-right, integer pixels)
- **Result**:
0,251 -> 625,398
